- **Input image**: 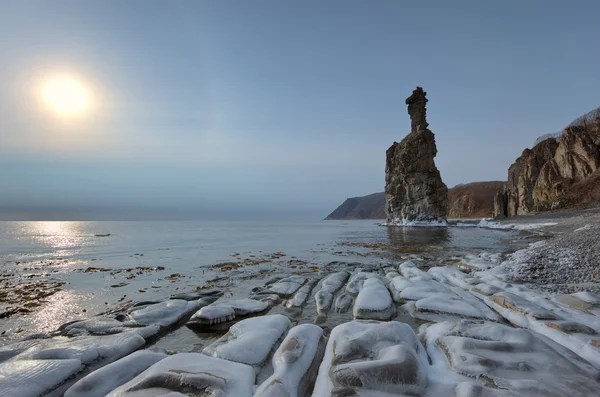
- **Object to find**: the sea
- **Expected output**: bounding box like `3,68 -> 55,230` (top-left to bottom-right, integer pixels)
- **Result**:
0,220 -> 522,339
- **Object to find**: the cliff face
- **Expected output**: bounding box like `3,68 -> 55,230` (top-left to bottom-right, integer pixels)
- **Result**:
448,181 -> 505,218
324,192 -> 386,220
499,107 -> 600,217
327,182 -> 503,220
385,87 -> 448,224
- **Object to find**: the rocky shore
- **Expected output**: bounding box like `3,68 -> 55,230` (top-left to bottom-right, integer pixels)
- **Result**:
1,215 -> 600,396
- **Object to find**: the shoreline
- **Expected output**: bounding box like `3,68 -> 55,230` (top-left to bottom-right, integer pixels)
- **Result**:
1,214 -> 599,396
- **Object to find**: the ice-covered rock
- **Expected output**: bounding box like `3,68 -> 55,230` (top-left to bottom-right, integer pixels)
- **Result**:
345,272 -> 375,296
487,291 -> 558,320
313,321 -> 428,396
13,333 -> 145,365
389,277 -> 450,302
314,272 -> 349,314
353,277 -> 394,320
255,324 -> 325,397
64,350 -> 166,397
334,293 -> 353,313
287,279 -> 318,308
203,314 -> 291,368
425,320 -> 600,397
268,276 -> 307,297
129,299 -> 201,327
0,340 -> 41,362
0,359 -> 83,397
62,317 -> 139,336
106,353 -> 255,397
187,298 -> 270,329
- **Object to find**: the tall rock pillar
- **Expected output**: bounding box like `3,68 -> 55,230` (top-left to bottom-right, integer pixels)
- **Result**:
385,87 -> 449,225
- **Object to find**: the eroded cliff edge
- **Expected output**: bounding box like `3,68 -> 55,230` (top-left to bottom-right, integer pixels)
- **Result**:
495,107 -> 600,217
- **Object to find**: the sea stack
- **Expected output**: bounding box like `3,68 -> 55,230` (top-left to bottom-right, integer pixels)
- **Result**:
385,87 -> 449,225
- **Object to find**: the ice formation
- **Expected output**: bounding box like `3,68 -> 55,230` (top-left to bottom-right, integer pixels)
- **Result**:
64,350 -> 166,397
312,321 -> 429,396
106,353 -> 255,397
255,324 -> 325,397
353,277 -> 395,320
203,314 -> 291,368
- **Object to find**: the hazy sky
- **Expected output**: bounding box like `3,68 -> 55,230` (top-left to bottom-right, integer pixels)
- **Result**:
1,1 -> 599,220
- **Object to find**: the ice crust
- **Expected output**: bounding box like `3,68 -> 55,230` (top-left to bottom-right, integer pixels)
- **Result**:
0,359 -> 83,397
64,350 -> 167,397
106,353 -> 255,397
203,314 -> 291,368
255,324 -> 325,397
129,299 -> 199,327
312,321 -> 429,396
426,320 -> 600,397
353,277 -> 394,320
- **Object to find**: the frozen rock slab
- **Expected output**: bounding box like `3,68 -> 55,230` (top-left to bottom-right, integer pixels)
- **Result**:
203,314 -> 291,368
425,320 -> 600,397
0,340 -> 41,363
315,272 -> 350,314
353,277 -> 394,320
129,299 -> 202,327
268,276 -> 308,297
62,318 -> 140,336
334,293 -> 353,313
255,324 -> 325,397
106,353 -> 255,397
187,298 -> 271,329
345,272 -> 374,296
64,350 -> 166,397
313,321 -> 428,396
389,277 -> 451,302
0,359 -> 83,397
13,333 -> 145,365
487,291 -> 558,320
170,289 -> 224,300
287,279 -> 318,308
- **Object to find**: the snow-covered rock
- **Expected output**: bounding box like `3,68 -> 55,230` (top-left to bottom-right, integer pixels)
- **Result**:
287,279 -> 317,308
0,359 -> 82,397
255,324 -> 325,397
203,314 -> 291,368
13,333 -> 145,365
314,272 -> 349,314
106,353 -> 255,397
187,298 -> 270,329
334,293 -> 353,313
345,272 -> 375,296
64,350 -> 166,397
353,277 -> 394,320
312,321 -> 428,396
268,276 -> 307,297
129,299 -> 200,327
425,320 -> 600,397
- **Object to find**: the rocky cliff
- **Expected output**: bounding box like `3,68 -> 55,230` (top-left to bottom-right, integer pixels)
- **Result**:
497,107 -> 600,217
448,181 -> 505,218
385,87 -> 448,224
327,182 -> 502,220
324,192 -> 386,220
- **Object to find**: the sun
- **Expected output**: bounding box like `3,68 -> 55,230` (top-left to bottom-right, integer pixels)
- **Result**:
41,76 -> 91,117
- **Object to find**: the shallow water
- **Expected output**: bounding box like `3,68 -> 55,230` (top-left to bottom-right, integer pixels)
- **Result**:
0,220 -> 517,337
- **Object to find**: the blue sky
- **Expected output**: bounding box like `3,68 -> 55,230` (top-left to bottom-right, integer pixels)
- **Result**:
1,0 -> 599,220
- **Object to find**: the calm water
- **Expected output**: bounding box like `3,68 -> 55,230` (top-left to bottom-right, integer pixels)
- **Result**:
0,220 -> 516,337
